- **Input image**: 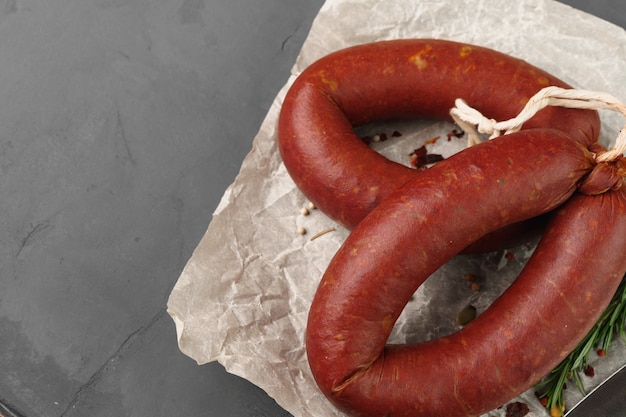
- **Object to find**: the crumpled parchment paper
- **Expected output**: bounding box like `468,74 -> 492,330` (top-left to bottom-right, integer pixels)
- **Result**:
167,1 -> 626,416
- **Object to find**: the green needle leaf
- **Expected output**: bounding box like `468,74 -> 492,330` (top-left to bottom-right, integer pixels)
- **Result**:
535,274 -> 626,416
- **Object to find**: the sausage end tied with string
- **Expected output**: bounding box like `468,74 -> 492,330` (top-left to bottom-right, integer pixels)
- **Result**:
450,85 -> 626,164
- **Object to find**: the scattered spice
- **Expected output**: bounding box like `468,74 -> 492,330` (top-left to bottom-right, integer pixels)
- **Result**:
308,202 -> 317,210
463,273 -> 480,291
583,365 -> 595,377
425,135 -> 440,145
455,305 -> 476,326
409,145 -> 444,169
410,145 -> 428,159
301,207 -> 310,216
447,128 -> 465,141
409,146 -> 426,167
505,251 -> 516,260
464,273 -> 476,282
361,130 -> 396,145
597,348 -> 606,357
418,153 -> 444,167
297,226 -> 306,235
310,227 -> 336,241
505,401 -> 530,417
368,132 -> 389,143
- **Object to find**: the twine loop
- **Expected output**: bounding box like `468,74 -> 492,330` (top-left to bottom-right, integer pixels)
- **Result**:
450,86 -> 626,163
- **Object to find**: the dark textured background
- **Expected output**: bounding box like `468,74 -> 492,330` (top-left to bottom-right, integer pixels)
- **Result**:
0,1 -> 623,416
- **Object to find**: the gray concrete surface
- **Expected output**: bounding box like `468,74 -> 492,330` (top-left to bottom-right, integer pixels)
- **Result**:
0,1 -> 623,417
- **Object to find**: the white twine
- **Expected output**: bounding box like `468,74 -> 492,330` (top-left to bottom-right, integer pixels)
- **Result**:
449,86 -> 626,163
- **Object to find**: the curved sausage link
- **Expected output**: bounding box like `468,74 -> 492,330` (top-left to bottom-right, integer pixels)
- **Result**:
305,131 -> 620,417
278,39 -> 601,246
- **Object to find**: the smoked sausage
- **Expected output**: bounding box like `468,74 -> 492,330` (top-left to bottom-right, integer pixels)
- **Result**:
305,131 -> 624,417
278,39 -> 600,248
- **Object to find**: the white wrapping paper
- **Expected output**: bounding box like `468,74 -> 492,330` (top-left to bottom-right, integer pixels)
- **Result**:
167,1 -> 626,416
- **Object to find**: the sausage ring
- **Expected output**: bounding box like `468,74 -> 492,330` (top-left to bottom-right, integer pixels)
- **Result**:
278,39 -> 600,250
305,132 -> 626,417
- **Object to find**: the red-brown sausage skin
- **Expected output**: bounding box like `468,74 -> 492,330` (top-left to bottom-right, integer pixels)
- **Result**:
304,132 -> 624,417
278,39 -> 600,234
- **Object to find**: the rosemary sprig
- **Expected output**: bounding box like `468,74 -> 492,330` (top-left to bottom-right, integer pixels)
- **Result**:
535,274 -> 626,416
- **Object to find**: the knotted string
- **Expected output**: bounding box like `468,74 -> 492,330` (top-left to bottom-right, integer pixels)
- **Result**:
450,86 -> 626,163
